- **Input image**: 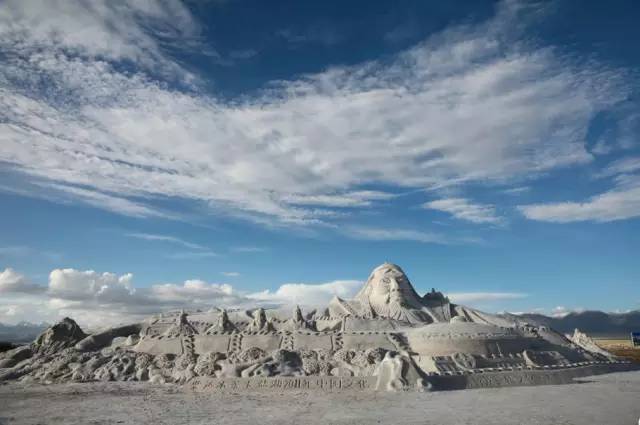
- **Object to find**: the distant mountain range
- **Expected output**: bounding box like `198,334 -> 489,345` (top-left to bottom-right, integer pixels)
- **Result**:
508,310 -> 640,338
0,321 -> 49,343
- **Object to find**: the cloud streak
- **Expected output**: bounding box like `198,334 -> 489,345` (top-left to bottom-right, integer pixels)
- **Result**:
126,233 -> 208,250
519,185 -> 640,223
0,0 -> 634,229
0,268 -> 45,294
344,226 -> 448,244
423,198 -> 502,224
520,161 -> 640,222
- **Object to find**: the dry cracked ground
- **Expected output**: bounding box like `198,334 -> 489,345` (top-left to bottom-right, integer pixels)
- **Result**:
1,371 -> 639,425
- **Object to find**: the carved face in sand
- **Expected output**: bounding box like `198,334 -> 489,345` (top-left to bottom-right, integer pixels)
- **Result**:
358,263 -> 421,309
369,265 -> 410,304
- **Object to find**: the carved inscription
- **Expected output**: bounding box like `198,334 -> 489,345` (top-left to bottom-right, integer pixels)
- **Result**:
190,376 -> 374,393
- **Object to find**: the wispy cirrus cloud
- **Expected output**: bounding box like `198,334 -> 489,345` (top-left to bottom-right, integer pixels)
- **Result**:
125,232 -> 218,259
125,232 -> 208,250
48,184 -> 174,219
165,251 -> 219,260
342,225 -> 483,245
282,191 -> 395,208
231,246 -> 266,253
0,268 -> 45,294
344,226 -> 447,244
0,0 -> 635,230
519,184 -> 640,223
519,159 -> 640,223
423,198 -> 502,224
0,0 -> 202,82
502,186 -> 530,196
596,156 -> 640,178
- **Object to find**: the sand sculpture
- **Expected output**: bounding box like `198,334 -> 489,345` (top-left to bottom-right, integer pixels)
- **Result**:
0,263 -> 635,391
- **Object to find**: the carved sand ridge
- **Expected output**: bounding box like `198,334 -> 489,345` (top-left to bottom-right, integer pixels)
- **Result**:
0,263 -> 636,391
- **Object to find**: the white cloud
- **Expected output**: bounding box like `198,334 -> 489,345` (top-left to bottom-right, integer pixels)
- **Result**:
0,268 -> 44,293
423,198 -> 502,224
502,186 -> 530,195
0,1 -> 634,227
282,191 -> 395,208
447,292 -> 528,303
48,268 -> 135,302
0,304 -> 21,317
248,280 -> 362,307
520,153 -> 640,223
40,269 -> 252,326
550,305 -> 585,318
221,272 -> 240,277
150,280 -> 234,302
124,232 -> 218,259
126,232 -> 208,250
519,182 -> 640,223
592,109 -> 640,154
0,0 -> 200,82
344,226 -> 448,244
597,156 -> 640,178
231,246 -> 266,253
46,184 -> 173,219
0,267 -> 359,327
165,251 -> 219,260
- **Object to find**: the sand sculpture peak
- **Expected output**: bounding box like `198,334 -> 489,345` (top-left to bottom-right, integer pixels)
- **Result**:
330,262 -> 445,323
0,264 -> 634,391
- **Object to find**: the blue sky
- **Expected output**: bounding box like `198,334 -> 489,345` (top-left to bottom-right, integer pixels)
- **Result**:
0,0 -> 639,326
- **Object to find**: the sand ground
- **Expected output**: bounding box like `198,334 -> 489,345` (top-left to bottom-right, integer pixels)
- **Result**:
1,371 -> 639,425
596,339 -> 640,363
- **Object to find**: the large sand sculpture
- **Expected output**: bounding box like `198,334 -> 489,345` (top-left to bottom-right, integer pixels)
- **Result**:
0,263 -> 635,391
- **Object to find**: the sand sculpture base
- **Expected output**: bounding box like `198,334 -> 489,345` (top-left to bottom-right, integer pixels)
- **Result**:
1,264 -> 637,392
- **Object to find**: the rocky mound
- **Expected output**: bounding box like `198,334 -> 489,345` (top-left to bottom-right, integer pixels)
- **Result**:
33,317 -> 87,355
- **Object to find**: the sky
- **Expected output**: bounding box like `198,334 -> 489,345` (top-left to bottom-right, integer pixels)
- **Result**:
0,0 -> 639,327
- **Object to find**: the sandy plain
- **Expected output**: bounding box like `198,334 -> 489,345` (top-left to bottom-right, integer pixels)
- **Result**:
596,339 -> 640,363
0,371 -> 639,425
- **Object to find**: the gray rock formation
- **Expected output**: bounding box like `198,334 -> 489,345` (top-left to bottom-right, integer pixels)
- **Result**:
33,317 -> 87,355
